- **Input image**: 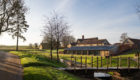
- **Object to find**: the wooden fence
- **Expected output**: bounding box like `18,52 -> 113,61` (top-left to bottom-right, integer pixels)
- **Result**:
68,55 -> 140,69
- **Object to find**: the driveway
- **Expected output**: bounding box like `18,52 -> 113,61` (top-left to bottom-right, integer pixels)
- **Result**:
0,51 -> 22,80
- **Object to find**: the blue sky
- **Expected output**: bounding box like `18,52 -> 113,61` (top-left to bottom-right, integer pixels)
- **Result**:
0,0 -> 140,45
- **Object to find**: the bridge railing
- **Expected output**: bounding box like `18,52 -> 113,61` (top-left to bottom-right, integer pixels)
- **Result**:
66,55 -> 140,69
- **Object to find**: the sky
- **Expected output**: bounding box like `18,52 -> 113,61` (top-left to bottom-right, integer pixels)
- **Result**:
0,0 -> 140,45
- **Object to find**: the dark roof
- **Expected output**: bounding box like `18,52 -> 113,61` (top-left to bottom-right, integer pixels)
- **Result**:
65,46 -> 114,51
77,38 -> 110,44
128,38 -> 140,46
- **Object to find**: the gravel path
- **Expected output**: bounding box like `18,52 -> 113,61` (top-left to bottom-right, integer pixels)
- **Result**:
0,51 -> 22,80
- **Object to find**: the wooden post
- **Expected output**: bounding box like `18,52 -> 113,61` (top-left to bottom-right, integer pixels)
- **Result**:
119,57 -> 121,68
85,56 -> 87,73
138,53 -> 139,69
91,56 -> 93,67
117,57 -> 119,69
127,57 -> 129,68
74,57 -> 76,67
97,57 -> 98,69
81,56 -> 82,68
85,56 -> 87,68
74,57 -> 76,73
110,56 -> 112,67
128,57 -> 130,69
101,56 -> 103,67
107,57 -> 109,70
71,55 -> 73,67
87,50 -> 89,55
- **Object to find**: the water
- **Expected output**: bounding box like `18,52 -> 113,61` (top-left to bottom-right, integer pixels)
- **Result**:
94,72 -> 112,80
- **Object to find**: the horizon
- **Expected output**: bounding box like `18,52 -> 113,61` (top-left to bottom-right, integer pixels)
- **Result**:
0,0 -> 140,46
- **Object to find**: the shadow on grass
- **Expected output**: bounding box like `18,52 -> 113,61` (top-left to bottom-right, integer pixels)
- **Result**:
23,62 -> 58,68
24,74 -> 52,80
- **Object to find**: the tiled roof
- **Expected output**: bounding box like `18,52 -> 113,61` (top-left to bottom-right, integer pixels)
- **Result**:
77,38 -> 109,44
65,46 -> 114,51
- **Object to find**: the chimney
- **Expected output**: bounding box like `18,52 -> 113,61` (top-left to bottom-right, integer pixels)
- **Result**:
82,35 -> 84,39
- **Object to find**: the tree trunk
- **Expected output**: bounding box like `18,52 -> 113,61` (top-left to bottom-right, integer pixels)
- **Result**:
56,41 -> 59,62
16,33 -> 19,51
50,36 -> 53,60
16,24 -> 19,51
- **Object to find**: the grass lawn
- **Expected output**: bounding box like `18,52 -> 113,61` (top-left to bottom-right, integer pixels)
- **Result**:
10,51 -> 81,80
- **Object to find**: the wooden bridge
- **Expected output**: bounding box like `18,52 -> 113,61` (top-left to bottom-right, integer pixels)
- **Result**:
58,67 -> 140,78
58,55 -> 140,77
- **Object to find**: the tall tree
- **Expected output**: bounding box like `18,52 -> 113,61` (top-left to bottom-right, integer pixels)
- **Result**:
9,0 -> 29,51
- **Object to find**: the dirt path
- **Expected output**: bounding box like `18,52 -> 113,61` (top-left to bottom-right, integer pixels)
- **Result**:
0,51 -> 22,80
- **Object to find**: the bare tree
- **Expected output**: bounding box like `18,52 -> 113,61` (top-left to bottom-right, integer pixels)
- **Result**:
43,16 -> 56,60
43,12 -> 70,61
120,33 -> 128,43
53,13 -> 70,61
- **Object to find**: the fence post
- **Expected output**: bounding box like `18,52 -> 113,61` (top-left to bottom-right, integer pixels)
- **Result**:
101,56 -> 103,67
119,57 -> 121,68
138,53 -> 139,69
128,57 -> 130,69
87,50 -> 89,55
110,56 -> 112,67
74,57 -> 76,73
107,57 -> 109,70
117,57 -> 119,69
71,55 -> 73,67
91,56 -> 93,67
85,56 -> 87,73
85,56 -> 87,68
81,56 -> 82,68
97,57 -> 98,69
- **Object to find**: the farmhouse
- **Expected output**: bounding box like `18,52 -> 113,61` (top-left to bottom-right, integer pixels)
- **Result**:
65,35 -> 117,56
68,35 -> 110,48
110,38 -> 140,55
123,38 -> 140,49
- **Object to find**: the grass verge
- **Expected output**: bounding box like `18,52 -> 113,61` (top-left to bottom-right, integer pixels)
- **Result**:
10,51 -> 81,80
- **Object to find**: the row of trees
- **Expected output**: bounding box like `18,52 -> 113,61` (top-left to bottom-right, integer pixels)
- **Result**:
42,12 -> 75,60
0,0 -> 29,51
